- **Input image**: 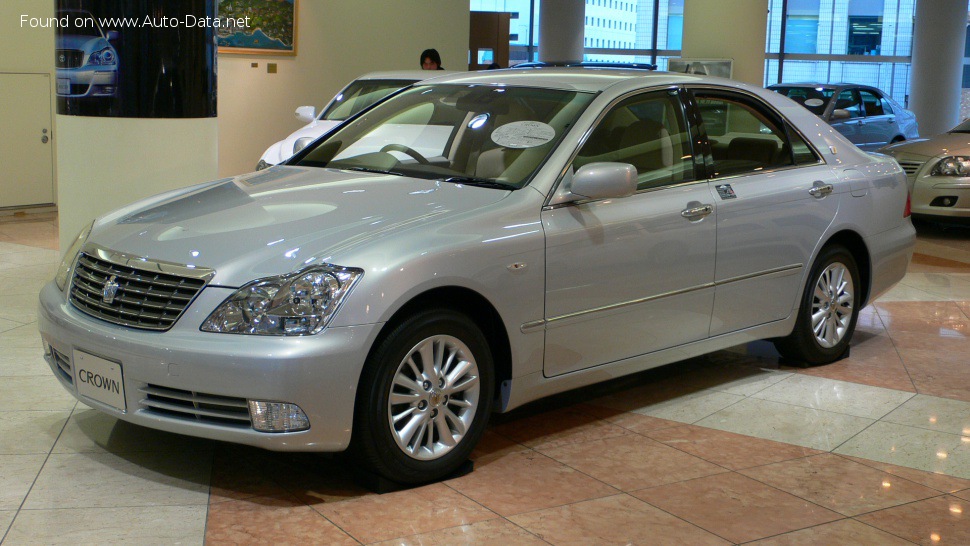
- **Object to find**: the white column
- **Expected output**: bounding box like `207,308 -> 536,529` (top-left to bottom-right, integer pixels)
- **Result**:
681,0 -> 769,85
909,0 -> 966,136
538,0 -> 585,62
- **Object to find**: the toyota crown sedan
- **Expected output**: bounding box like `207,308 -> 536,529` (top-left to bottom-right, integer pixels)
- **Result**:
40,68 -> 915,485
880,119 -> 970,222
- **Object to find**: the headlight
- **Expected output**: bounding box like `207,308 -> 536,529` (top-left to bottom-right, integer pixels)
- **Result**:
930,156 -> 970,177
54,222 -> 93,291
87,47 -> 116,66
201,265 -> 362,335
255,159 -> 271,171
293,137 -> 314,155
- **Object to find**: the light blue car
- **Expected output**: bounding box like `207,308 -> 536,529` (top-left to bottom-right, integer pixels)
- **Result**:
55,10 -> 119,99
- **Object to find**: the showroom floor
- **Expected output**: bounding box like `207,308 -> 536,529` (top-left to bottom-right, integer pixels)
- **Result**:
1,212 -> 969,545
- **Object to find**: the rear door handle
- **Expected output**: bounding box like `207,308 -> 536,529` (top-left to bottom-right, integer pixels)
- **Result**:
681,204 -> 713,219
809,182 -> 834,198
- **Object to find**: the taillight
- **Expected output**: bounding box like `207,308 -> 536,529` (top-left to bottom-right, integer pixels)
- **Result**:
904,191 -> 912,218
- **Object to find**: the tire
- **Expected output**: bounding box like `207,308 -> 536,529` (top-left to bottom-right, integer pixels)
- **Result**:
773,245 -> 860,366
351,308 -> 494,484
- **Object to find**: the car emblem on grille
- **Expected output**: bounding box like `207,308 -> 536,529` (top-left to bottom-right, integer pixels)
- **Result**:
58,54 -> 66,64
102,275 -> 120,304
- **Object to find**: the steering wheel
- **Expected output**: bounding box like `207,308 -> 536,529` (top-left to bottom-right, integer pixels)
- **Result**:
380,143 -> 430,165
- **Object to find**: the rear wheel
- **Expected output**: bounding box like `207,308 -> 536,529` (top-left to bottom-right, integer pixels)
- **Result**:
351,308 -> 493,484
774,245 -> 860,365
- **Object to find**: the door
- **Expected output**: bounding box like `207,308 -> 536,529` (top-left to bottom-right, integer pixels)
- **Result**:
689,88 -> 842,335
859,89 -> 895,148
542,89 -> 716,377
828,88 -> 866,149
0,73 -> 55,207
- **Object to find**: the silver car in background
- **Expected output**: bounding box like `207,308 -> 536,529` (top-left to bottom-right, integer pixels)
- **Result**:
881,119 -> 970,221
40,69 -> 914,485
769,83 -> 919,151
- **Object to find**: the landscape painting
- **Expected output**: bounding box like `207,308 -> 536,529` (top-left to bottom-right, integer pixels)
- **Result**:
218,0 -> 297,55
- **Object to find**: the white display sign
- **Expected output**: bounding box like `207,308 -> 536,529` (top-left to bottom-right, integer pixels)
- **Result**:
491,121 -> 556,149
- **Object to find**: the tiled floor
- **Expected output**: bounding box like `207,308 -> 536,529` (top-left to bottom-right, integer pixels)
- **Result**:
1,213 -> 970,545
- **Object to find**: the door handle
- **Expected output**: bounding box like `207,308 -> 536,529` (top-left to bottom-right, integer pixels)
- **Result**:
681,204 -> 713,219
808,182 -> 834,198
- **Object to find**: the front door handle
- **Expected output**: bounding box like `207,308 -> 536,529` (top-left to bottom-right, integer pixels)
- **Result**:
681,204 -> 713,219
809,181 -> 834,198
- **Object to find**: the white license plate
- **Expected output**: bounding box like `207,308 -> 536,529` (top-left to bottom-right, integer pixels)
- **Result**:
73,350 -> 126,412
57,78 -> 70,95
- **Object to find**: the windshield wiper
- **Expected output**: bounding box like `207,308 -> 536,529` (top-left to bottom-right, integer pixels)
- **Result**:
344,166 -> 405,176
439,176 -> 517,190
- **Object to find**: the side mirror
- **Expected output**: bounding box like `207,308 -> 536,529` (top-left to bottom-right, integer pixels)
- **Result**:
106,30 -> 119,42
569,162 -> 637,201
831,109 -> 851,120
295,106 -> 316,123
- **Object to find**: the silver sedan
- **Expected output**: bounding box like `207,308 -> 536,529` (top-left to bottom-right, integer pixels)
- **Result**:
39,68 -> 915,485
880,119 -> 970,221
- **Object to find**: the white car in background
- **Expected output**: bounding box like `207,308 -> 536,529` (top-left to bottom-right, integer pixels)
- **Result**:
256,71 -> 444,170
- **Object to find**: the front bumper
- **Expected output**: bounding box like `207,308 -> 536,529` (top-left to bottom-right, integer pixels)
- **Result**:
38,281 -> 382,452
56,66 -> 118,98
901,157 -> 970,219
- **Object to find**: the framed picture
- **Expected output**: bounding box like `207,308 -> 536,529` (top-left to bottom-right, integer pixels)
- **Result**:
217,0 -> 297,56
667,58 -> 733,79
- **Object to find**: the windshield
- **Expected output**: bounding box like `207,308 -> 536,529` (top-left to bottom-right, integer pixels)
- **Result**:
771,86 -> 835,116
320,79 -> 417,121
297,84 -> 596,189
951,119 -> 970,133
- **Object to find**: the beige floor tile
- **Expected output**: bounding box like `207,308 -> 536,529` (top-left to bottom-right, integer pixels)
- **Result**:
5,505 -> 206,545
0,317 -> 25,335
0,454 -> 47,510
882,394 -> 970,436
490,405 -> 631,450
630,389 -> 747,424
752,374 -> 915,420
509,494 -> 730,546
0,510 -> 14,538
0,248 -> 57,266
839,454 -> 970,493
206,493 -> 357,545
646,424 -> 822,470
0,325 -> 44,350
0,242 -> 43,255
52,408 -> 216,454
856,495 -> 970,545
834,421 -> 970,480
876,282 -> 948,302
316,483 -> 497,544
539,433 -> 727,491
695,397 -> 874,451
22,451 -> 210,509
633,472 -> 842,544
372,518 -> 547,546
0,272 -> 57,297
446,449 -> 616,516
0,411 -> 69,455
746,518 -> 913,545
0,376 -> 77,412
0,347 -> 53,377
741,453 -> 939,516
0,293 -> 44,324
875,301 -> 970,337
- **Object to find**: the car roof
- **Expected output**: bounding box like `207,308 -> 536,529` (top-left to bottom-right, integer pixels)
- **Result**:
356,70 -> 454,82
409,67 -> 715,93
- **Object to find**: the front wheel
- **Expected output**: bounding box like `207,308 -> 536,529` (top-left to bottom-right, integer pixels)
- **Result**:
351,309 -> 494,484
774,245 -> 860,366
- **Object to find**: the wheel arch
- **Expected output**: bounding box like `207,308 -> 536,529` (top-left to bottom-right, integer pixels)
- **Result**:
823,229 -> 872,306
365,286 -> 513,406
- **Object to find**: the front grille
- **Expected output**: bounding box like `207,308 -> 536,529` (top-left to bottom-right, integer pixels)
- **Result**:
68,84 -> 89,95
896,159 -> 925,178
50,347 -> 72,384
56,49 -> 83,68
140,384 -> 251,427
69,252 -> 207,331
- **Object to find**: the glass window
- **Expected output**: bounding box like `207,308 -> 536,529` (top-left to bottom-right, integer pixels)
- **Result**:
321,79 -> 417,121
858,89 -> 885,116
834,89 -> 863,118
692,91 -> 798,178
574,90 -> 695,190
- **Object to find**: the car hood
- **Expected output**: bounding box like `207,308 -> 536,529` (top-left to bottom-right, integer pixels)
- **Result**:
58,35 -> 108,53
881,132 -> 970,158
91,166 -> 512,286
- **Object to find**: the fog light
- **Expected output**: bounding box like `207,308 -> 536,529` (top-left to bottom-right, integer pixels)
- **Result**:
248,401 -> 309,432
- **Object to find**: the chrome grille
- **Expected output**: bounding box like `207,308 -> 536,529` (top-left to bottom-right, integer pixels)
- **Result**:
69,252 -> 207,331
139,384 -> 251,427
50,347 -> 72,384
55,49 -> 83,68
896,159 -> 925,178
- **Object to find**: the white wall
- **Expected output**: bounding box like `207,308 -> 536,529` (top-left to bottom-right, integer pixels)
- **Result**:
218,0 -> 470,177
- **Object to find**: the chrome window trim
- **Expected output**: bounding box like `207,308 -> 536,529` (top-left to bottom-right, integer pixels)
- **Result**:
80,243 -> 216,282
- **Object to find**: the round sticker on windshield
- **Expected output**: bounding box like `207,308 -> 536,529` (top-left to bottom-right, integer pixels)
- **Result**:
804,98 -> 825,107
491,121 -> 556,149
